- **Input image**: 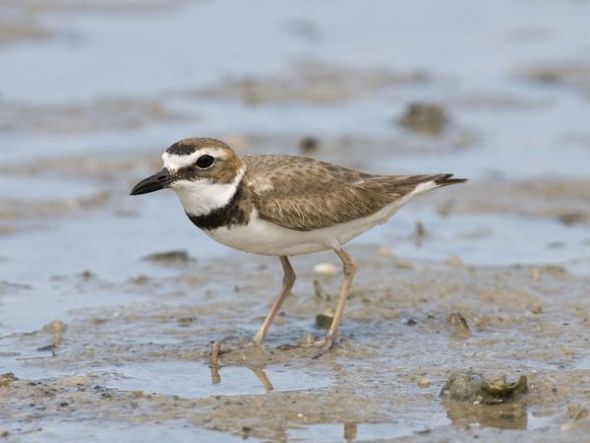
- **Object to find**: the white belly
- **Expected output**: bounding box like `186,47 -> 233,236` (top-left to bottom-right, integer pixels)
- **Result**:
204,203 -> 404,256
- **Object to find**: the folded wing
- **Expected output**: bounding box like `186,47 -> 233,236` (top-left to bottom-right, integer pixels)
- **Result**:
243,155 -> 465,232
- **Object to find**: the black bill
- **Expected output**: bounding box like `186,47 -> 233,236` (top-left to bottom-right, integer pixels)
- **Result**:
130,169 -> 172,195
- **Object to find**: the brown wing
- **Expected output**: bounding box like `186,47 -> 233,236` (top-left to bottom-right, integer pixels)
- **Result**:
242,155 -> 462,231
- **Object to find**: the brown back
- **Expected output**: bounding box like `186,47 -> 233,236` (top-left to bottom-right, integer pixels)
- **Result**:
243,155 -> 453,231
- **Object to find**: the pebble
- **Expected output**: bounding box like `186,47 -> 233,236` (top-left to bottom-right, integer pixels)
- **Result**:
299,136 -> 319,153
377,245 -> 391,257
417,377 -> 431,388
315,308 -> 335,329
313,262 -> 339,277
530,303 -> 543,314
399,102 -> 448,135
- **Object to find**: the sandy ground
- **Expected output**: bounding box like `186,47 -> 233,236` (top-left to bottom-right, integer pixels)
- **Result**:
1,0 -> 590,442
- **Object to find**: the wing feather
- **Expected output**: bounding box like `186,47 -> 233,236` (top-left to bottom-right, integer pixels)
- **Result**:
242,155 -> 464,231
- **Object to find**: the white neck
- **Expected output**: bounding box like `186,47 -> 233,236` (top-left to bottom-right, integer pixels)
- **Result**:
170,167 -> 245,216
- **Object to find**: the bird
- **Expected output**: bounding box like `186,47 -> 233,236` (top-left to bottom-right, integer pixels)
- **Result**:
130,137 -> 466,356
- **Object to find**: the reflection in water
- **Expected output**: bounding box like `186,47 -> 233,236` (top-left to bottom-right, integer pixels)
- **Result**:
96,361 -> 330,398
210,341 -> 221,384
343,422 -> 357,441
210,364 -> 221,385
209,364 -> 275,393
288,419 -> 450,442
252,367 -> 274,393
443,399 -> 528,430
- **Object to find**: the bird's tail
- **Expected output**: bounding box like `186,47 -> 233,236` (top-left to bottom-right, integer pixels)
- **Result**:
432,173 -> 468,188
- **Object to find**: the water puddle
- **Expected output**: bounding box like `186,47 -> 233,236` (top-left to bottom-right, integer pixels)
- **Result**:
288,415 -> 450,442
99,361 -> 332,397
10,421 -> 248,443
443,400 -> 551,431
288,408 -> 552,442
3,359 -> 332,398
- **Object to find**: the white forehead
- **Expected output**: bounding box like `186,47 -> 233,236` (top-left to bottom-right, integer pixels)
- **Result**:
161,147 -> 228,172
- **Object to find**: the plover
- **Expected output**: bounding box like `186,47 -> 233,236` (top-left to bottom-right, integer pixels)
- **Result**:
130,137 -> 466,355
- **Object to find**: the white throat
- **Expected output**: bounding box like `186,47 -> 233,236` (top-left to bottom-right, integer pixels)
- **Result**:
170,166 -> 245,216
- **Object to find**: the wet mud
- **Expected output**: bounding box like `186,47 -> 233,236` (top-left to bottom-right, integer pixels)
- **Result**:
2,243 -> 590,441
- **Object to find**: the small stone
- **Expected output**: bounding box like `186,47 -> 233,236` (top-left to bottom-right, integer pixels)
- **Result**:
80,270 -> 94,280
417,377 -> 431,388
399,102 -> 448,136
405,318 -> 417,326
313,262 -> 339,277
440,371 -> 528,404
561,422 -> 574,432
315,308 -> 335,329
530,303 -> 543,314
0,373 -> 18,387
299,136 -> 319,153
377,245 -> 391,257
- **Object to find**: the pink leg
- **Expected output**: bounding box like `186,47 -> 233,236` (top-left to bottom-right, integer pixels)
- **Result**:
313,247 -> 356,358
253,256 -> 295,346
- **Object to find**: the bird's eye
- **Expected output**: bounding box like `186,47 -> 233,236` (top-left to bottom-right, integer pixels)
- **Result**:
195,155 -> 215,169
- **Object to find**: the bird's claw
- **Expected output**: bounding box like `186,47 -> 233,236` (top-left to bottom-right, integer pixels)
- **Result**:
310,335 -> 335,359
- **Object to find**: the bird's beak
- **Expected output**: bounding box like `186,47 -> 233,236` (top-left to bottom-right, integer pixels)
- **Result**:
130,168 -> 172,195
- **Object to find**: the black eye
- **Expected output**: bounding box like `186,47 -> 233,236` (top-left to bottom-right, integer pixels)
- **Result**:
195,155 -> 215,169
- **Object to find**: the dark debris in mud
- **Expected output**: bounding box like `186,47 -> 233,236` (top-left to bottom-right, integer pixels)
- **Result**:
143,250 -> 196,266
440,370 -> 528,404
399,102 -> 449,136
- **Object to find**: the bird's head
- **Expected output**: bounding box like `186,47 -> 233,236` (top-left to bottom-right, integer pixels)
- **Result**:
130,138 -> 245,216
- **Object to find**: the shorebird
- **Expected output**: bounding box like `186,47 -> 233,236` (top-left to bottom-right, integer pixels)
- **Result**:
130,137 -> 466,355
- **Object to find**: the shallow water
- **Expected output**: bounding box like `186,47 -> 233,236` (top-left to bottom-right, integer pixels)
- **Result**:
12,422 -> 247,443
101,361 -> 333,397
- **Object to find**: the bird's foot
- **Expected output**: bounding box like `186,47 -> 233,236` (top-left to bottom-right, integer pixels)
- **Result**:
312,336 -> 335,359
300,334 -> 336,358
249,334 -> 268,350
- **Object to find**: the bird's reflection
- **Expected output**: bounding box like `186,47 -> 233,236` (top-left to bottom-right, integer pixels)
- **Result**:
343,422 -> 358,441
209,363 -> 274,392
251,366 -> 274,392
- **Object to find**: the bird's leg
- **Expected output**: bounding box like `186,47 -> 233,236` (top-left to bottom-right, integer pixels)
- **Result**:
252,256 -> 295,346
313,247 -> 356,357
